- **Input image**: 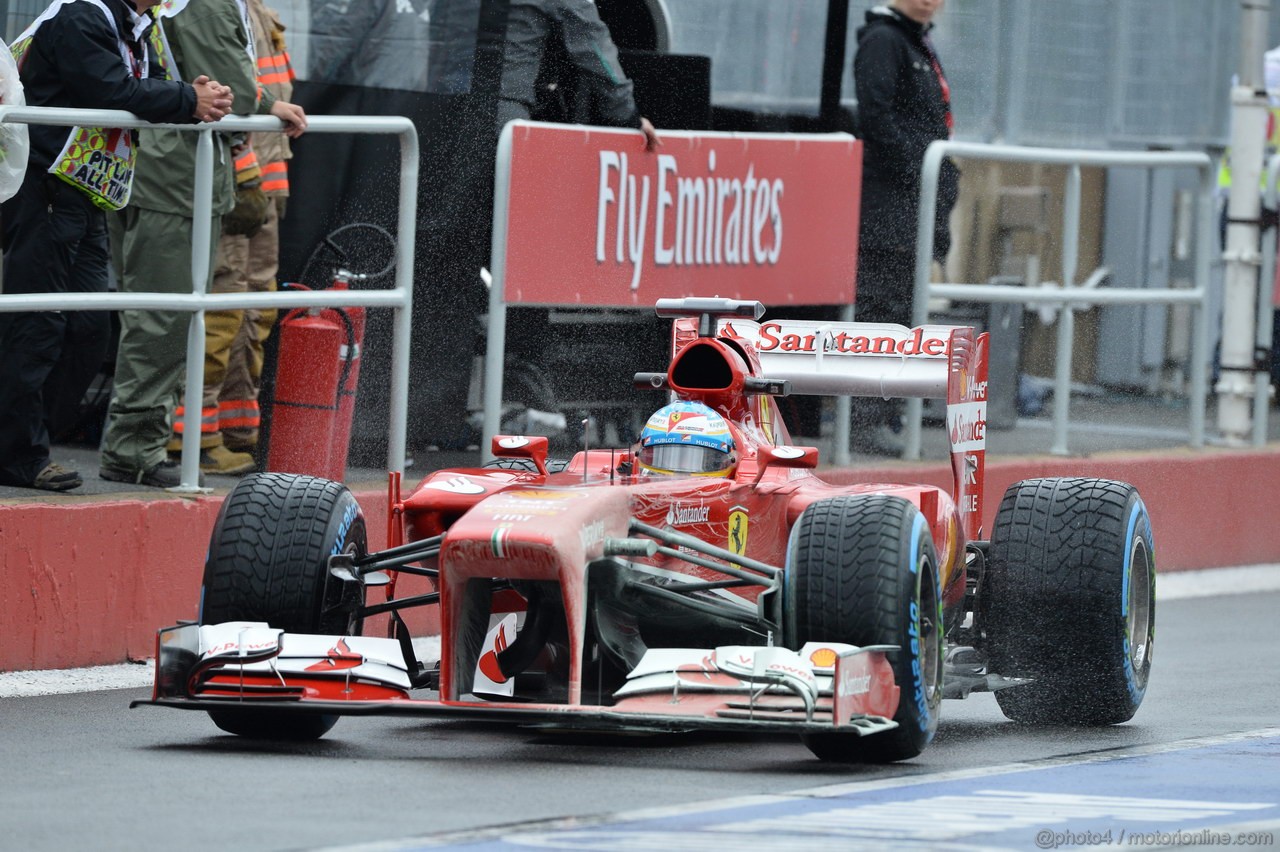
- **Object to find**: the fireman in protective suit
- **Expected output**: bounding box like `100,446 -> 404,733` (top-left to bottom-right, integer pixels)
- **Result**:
98,0 -> 306,489
170,0 -> 298,474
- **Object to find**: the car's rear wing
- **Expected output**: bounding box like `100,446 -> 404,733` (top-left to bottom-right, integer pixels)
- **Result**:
713,317 -> 972,400
711,316 -> 990,541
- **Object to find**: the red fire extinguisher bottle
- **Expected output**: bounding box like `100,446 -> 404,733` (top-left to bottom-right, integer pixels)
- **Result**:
266,270 -> 367,481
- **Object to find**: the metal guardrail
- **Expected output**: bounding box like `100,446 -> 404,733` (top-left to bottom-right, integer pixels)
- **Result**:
906,141 -> 1216,459
0,106 -> 418,491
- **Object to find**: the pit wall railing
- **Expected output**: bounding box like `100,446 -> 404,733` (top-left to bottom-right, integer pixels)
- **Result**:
0,106 -> 418,491
906,141 -> 1216,460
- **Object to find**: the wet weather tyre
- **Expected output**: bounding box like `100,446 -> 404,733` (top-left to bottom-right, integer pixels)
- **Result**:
199,473 -> 368,740
784,495 -> 943,763
982,478 -> 1155,725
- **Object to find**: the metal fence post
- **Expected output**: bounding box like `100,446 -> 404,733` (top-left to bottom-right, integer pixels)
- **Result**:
905,145 -> 946,461
387,123 -> 420,476
174,128 -> 216,492
831,302 -> 855,466
1049,165 -> 1082,456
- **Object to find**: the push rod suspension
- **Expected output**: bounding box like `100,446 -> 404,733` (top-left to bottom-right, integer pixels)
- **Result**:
622,581 -> 762,627
630,520 -> 781,579
651,544 -> 776,587
359,591 -> 440,618
356,535 -> 443,567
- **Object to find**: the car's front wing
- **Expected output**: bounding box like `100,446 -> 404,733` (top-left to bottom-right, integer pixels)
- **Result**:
130,622 -> 901,737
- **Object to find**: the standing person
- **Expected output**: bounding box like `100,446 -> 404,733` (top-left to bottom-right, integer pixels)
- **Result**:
852,0 -> 959,455
495,0 -> 659,148
308,0 -> 431,91
0,0 -> 231,492
171,0 -> 299,474
99,0 -> 305,488
409,0 -> 660,455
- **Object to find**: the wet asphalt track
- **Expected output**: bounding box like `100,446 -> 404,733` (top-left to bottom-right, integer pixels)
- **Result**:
1,589 -> 1277,852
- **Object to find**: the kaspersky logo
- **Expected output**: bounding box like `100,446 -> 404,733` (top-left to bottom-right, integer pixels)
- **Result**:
304,638 -> 362,672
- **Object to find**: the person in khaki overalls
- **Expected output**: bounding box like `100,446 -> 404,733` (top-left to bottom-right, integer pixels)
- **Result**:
99,0 -> 305,489
170,0 -> 296,474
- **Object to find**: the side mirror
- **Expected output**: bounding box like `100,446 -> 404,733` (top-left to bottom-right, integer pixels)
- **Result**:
756,445 -> 819,481
491,435 -> 550,475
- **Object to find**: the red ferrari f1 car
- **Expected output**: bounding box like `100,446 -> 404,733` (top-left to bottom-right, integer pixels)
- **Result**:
135,298 -> 1156,763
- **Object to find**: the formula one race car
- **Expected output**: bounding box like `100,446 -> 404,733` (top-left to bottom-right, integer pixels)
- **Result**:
134,298 -> 1156,763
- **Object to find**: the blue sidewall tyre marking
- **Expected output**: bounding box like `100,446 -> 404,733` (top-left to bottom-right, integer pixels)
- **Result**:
1121,497 -> 1153,704
907,512 -> 935,735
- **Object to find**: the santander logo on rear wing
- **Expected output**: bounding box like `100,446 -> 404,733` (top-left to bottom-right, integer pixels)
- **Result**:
716,317 -> 989,539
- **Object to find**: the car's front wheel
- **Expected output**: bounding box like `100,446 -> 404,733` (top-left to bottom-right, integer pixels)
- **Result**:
199,473 -> 368,739
784,494 -> 943,763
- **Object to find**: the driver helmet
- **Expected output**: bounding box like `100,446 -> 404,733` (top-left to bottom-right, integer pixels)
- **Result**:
635,401 -> 737,477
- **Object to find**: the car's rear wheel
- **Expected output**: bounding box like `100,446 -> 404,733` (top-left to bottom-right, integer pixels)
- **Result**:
982,477 -> 1155,725
784,495 -> 943,763
199,473 -> 368,740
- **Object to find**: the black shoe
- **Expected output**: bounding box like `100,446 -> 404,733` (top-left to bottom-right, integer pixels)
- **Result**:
101,459 -> 205,488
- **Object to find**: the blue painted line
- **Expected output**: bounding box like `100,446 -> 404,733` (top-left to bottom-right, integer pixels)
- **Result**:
405,734 -> 1280,850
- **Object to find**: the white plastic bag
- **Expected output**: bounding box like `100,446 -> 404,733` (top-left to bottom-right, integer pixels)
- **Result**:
0,41 -> 30,204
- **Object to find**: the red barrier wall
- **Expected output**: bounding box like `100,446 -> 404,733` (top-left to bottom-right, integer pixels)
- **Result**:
0,491 -> 387,673
3,446 -> 1278,672
825,447 -> 1280,571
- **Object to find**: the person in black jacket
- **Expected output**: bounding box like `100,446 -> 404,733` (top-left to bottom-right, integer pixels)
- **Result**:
852,0 -> 959,455
0,0 -> 231,491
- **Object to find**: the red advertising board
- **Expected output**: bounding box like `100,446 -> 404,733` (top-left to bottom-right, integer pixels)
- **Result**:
493,121 -> 861,307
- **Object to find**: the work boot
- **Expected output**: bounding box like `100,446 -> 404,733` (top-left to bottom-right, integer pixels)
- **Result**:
200,444 -> 256,475
101,459 -> 205,488
223,436 -> 256,453
30,462 -> 83,492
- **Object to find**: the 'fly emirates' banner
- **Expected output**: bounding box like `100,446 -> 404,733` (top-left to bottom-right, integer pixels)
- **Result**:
493,121 -> 862,307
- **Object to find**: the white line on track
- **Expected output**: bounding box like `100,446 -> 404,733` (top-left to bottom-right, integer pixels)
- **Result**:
321,727 -> 1280,851
1,566 -> 1276,699
1156,563 -> 1280,599
0,661 -> 155,698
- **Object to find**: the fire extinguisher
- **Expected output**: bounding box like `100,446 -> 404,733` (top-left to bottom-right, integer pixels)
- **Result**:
267,269 -> 366,481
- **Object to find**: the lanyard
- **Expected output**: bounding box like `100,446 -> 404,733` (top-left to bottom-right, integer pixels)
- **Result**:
922,35 -> 953,136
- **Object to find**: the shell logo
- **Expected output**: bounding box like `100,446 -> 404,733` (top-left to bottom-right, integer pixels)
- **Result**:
809,647 -> 838,668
